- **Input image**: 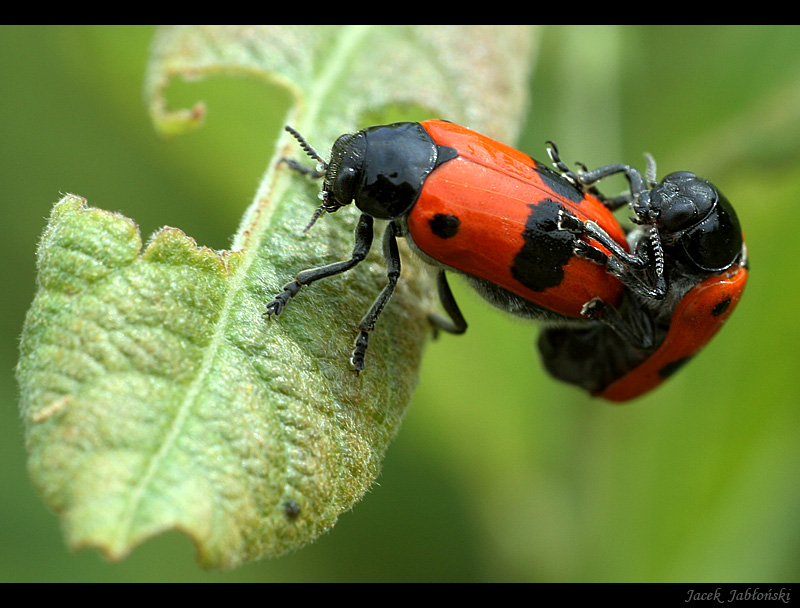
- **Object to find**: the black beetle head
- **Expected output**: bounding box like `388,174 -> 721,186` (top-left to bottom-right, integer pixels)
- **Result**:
321,131 -> 367,216
286,123 -> 450,231
648,172 -> 743,272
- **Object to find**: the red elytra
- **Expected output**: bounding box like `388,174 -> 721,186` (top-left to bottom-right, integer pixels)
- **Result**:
406,119 -> 629,318
599,262 -> 748,402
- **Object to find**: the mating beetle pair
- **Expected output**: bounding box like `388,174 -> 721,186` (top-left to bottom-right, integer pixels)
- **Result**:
265,119 -> 748,401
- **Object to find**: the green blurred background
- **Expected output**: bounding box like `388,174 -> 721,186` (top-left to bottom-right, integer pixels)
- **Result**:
2,25 -> 799,582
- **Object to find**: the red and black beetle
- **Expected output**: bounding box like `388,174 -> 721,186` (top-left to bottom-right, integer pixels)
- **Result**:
266,119 -> 628,373
265,119 -> 748,402
538,154 -> 748,401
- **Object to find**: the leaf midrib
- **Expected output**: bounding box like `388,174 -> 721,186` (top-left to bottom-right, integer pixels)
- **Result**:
113,24 -> 376,548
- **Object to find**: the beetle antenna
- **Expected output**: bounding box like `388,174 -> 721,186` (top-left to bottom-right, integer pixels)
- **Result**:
644,153 -> 657,187
285,125 -> 326,165
302,204 -> 326,234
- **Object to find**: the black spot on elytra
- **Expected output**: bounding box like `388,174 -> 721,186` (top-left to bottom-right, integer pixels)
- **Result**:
532,160 -> 584,204
511,199 -> 576,292
429,213 -> 460,239
659,356 -> 692,379
712,298 -> 731,316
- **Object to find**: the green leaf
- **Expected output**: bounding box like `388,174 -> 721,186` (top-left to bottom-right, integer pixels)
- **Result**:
17,25 -> 538,569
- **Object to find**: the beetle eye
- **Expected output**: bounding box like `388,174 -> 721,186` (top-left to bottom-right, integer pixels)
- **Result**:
659,195 -> 700,231
330,166 -> 358,209
652,173 -> 717,233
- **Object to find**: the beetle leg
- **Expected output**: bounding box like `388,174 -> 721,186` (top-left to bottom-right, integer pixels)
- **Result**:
350,222 -> 403,374
558,212 -> 642,268
547,142 -> 642,211
281,157 -> 326,179
559,211 -> 667,300
265,214 -> 374,317
546,141 -> 581,186
547,141 -> 607,204
428,270 -> 468,338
